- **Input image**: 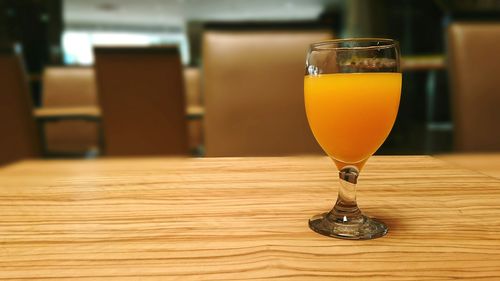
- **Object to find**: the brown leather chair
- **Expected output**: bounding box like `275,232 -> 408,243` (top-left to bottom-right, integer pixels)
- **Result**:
448,22 -> 500,151
184,67 -> 202,106
202,29 -> 332,156
0,46 -> 39,165
184,67 -> 203,153
94,46 -> 188,156
42,67 -> 99,153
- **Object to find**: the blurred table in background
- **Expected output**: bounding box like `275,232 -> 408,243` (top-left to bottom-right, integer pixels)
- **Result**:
436,153 -> 500,180
34,105 -> 205,156
401,55 -> 445,71
1,156 -> 499,279
34,105 -> 204,121
185,105 -> 205,120
34,106 -> 100,121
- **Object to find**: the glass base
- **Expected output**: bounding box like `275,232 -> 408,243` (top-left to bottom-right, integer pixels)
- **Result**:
309,212 -> 388,240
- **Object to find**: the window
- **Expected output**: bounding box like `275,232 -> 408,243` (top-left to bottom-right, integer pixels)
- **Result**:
62,30 -> 189,65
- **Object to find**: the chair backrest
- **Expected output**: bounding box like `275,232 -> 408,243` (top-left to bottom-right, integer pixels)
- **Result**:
448,22 -> 500,151
41,66 -> 98,153
184,67 -> 201,106
42,66 -> 97,107
183,67 -> 203,152
94,46 -> 188,156
203,29 -> 332,156
0,46 -> 39,165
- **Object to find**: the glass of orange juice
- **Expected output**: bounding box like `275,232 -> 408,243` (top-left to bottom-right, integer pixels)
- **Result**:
304,39 -> 401,239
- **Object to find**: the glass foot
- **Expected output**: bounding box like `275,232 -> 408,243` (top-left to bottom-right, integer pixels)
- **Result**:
309,212 -> 388,240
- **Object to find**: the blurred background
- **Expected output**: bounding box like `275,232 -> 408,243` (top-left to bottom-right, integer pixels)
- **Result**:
1,0 -> 499,165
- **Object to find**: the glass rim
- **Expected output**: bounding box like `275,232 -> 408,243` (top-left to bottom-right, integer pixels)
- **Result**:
310,38 -> 399,51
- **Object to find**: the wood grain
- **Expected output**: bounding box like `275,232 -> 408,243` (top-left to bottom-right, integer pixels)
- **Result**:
0,156 -> 499,280
436,153 -> 500,180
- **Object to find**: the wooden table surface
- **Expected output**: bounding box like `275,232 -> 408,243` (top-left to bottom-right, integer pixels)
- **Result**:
33,105 -> 205,120
1,156 -> 499,280
435,153 -> 500,180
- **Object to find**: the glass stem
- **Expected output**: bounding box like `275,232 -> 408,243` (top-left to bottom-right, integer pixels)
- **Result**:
331,166 -> 362,223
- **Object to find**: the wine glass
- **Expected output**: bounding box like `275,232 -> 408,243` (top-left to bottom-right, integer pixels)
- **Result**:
304,38 -> 401,240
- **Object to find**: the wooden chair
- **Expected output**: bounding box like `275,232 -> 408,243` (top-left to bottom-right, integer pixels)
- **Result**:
202,29 -> 332,156
0,45 -> 39,165
42,66 -> 99,154
184,67 -> 203,154
94,46 -> 188,156
448,22 -> 500,151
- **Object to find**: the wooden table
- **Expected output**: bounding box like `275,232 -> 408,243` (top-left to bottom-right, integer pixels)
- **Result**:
33,106 -> 205,156
401,55 -> 446,71
1,156 -> 499,280
436,153 -> 500,180
33,106 -> 103,156
33,106 -> 101,121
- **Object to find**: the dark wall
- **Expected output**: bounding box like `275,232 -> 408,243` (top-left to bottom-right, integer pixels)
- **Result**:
0,0 -> 63,106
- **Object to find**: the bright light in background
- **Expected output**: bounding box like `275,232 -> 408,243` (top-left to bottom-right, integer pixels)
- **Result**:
91,32 -> 153,45
62,0 -> 340,66
62,32 -> 93,64
62,31 -> 190,65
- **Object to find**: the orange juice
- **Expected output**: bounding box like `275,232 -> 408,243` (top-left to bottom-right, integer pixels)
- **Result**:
304,73 -> 401,170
